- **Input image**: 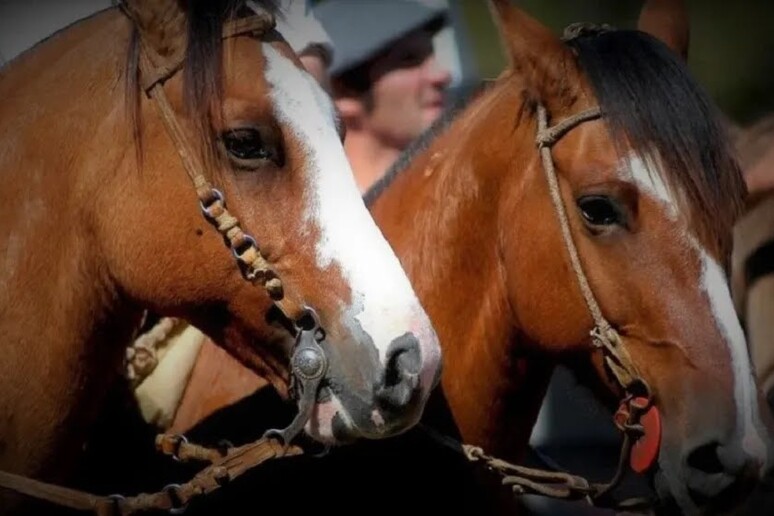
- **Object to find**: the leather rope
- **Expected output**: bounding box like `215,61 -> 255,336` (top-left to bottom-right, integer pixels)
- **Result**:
0,436 -> 301,515
132,4 -> 302,321
417,422 -> 652,512
536,104 -> 645,394
139,47 -> 286,304
125,316 -> 182,388
0,322 -> 327,515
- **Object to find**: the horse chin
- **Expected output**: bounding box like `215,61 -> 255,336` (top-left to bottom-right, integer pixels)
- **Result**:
304,394 -> 414,445
648,448 -> 704,516
653,468 -> 695,516
651,460 -> 743,516
303,396 -> 358,446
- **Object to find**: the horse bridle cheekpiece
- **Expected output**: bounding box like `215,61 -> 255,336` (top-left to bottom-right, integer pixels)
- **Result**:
496,21 -> 661,507
534,102 -> 662,503
125,2 -> 327,445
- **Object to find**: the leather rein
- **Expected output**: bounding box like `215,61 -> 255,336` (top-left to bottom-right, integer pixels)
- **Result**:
0,4 -> 328,514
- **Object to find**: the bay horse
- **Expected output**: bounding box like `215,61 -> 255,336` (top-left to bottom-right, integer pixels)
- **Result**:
365,1 -> 774,511
124,0 -> 774,514
0,0 -> 443,510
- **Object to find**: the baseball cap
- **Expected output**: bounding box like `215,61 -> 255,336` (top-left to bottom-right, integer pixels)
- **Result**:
313,0 -> 449,77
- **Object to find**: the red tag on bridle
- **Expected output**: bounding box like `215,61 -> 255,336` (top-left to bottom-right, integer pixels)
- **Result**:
614,397 -> 661,474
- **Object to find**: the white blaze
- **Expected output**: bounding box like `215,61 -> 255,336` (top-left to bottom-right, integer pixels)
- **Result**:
261,44 -> 440,374
626,153 -> 767,464
700,250 -> 767,462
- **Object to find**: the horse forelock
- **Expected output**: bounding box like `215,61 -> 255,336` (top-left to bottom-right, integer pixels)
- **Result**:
125,0 -> 280,169
565,29 -> 746,261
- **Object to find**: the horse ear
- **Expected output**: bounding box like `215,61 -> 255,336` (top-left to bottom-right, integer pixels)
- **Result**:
637,0 -> 690,60
121,0 -> 187,62
487,0 -> 570,99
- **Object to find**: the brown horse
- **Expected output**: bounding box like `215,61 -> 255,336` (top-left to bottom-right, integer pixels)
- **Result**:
366,2 -> 774,512
0,0 -> 443,508
141,0 -> 774,514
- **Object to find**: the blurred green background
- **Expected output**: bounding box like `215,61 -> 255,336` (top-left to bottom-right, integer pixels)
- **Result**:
457,0 -> 774,125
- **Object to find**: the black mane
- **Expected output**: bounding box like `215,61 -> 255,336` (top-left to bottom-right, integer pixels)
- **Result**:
126,0 -> 279,163
566,29 -> 745,252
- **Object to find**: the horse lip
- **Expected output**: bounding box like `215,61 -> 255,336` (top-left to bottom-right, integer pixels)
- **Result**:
315,381 -> 332,403
331,412 -> 358,443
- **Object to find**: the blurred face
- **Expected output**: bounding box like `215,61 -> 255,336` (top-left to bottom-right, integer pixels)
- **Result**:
363,29 -> 452,148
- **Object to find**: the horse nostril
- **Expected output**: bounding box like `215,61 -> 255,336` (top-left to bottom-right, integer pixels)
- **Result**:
686,442 -> 725,475
682,437 -> 762,508
375,333 -> 421,410
385,333 -> 421,382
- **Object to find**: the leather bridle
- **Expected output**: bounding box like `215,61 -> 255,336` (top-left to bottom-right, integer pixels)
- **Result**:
532,102 -> 659,507
419,103 -> 661,513
128,2 -> 327,445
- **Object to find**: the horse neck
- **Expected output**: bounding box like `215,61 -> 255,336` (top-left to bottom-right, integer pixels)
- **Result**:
0,9 -> 142,475
369,86 -> 555,460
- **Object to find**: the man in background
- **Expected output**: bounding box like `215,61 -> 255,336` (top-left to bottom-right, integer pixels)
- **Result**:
315,0 -> 453,192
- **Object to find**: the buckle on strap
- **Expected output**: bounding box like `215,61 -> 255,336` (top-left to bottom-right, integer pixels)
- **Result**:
262,308 -> 328,448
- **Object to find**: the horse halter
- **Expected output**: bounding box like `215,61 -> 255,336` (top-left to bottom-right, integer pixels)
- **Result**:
122,1 -> 325,445
534,102 -> 661,505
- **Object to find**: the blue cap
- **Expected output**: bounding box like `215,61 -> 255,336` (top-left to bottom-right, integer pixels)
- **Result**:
313,0 -> 449,77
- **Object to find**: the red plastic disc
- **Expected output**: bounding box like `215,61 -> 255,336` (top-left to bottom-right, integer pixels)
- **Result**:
628,397 -> 662,474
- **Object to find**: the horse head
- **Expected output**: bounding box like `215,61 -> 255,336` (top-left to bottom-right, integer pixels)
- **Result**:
479,0 -> 773,511
0,1 -> 442,481
114,0 -> 443,444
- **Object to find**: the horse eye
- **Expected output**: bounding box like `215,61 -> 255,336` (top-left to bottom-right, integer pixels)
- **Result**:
221,128 -> 281,166
577,195 -> 623,227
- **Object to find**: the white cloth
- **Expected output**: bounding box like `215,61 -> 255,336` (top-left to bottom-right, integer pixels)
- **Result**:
134,325 -> 207,429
